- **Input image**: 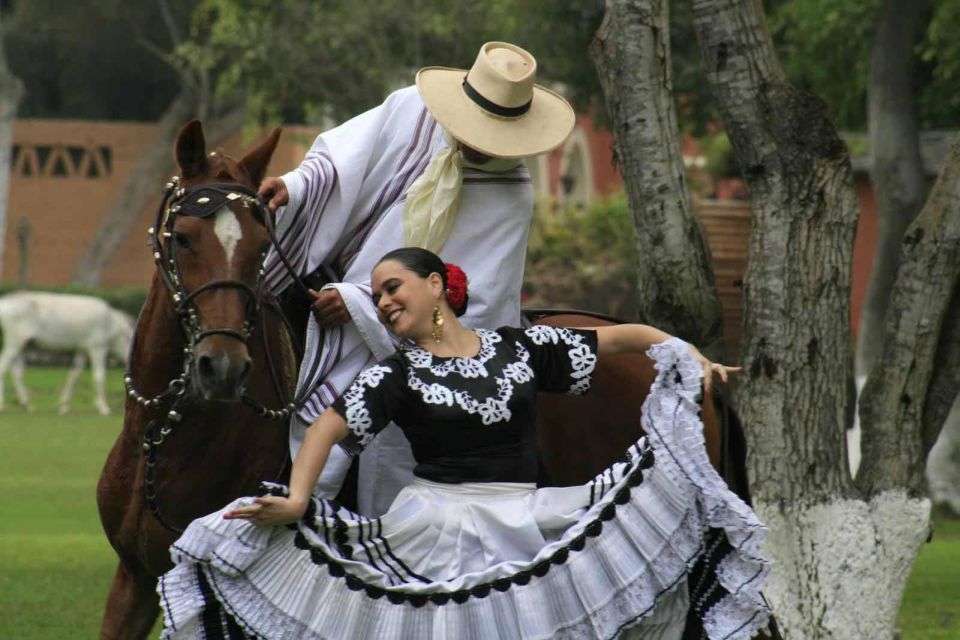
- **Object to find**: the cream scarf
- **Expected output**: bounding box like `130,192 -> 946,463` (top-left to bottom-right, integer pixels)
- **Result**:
403,130 -> 524,252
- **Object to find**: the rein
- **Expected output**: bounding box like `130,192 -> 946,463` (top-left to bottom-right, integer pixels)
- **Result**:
127,175 -> 311,532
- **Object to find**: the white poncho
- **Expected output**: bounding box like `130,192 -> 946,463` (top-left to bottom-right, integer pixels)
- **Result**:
264,86 -> 534,516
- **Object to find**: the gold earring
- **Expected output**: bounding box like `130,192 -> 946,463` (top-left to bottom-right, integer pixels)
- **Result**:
432,305 -> 444,343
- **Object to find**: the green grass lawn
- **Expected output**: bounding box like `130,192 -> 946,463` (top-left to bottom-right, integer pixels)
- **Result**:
0,367 -> 957,638
0,367 -> 161,639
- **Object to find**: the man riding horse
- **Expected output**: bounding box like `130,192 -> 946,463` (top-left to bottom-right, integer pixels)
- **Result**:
257,42 -> 575,517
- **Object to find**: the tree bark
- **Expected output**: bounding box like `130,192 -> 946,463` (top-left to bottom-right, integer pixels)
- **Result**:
855,0 -> 928,384
691,0 -> 857,507
70,94 -> 245,287
690,1 -> 933,637
590,0 -> 726,359
0,14 -> 25,282
858,135 -> 960,495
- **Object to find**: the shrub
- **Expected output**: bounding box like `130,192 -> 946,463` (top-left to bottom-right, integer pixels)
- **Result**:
523,194 -> 638,320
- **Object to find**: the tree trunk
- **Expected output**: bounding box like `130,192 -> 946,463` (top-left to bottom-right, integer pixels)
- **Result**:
70,94 -> 245,287
590,0 -> 726,359
855,0 -> 928,386
689,1 -> 935,637
0,15 -> 25,282
859,135 -> 960,493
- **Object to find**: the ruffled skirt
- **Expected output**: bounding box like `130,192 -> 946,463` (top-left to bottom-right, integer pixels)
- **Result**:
158,338 -> 771,639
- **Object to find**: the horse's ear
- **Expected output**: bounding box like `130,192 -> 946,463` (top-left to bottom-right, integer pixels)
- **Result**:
175,119 -> 208,179
240,127 -> 281,187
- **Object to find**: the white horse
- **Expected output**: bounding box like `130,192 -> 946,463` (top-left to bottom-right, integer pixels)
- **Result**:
0,291 -> 134,415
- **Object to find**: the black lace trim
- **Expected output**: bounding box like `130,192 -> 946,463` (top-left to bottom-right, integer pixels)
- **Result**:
259,447 -> 655,607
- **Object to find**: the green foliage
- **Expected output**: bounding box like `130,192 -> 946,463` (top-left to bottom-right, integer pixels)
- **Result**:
769,0 -> 960,130
507,1 -> 606,116
1,0 -> 193,120
523,195 -> 639,320
185,0 -> 530,124
702,132 -> 736,180
0,283 -> 146,318
919,0 -> 960,127
768,0 -> 880,129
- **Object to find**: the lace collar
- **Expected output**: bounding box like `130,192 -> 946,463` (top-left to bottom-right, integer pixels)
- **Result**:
403,329 -> 502,378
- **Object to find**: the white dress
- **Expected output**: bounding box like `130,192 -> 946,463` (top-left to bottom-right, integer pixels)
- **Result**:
158,330 -> 770,639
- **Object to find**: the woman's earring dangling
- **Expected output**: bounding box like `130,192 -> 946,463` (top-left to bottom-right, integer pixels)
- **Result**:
432,305 -> 444,343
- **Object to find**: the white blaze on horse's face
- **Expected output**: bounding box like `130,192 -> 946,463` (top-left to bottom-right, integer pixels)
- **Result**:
213,206 -> 243,267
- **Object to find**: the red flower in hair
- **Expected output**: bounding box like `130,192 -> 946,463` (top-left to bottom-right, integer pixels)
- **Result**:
444,263 -> 468,313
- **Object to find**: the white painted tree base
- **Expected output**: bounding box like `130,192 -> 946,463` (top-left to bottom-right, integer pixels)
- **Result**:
758,492 -> 930,639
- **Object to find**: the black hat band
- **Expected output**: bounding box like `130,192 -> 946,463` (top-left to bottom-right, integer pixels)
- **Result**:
462,77 -> 532,118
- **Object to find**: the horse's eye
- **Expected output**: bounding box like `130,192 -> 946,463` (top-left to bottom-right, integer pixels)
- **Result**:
173,233 -> 192,251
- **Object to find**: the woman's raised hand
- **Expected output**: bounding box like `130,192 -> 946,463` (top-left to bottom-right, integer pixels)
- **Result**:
223,496 -> 308,526
689,347 -> 741,394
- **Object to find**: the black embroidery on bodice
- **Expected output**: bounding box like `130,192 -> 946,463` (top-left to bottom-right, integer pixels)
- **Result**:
332,326 -> 598,483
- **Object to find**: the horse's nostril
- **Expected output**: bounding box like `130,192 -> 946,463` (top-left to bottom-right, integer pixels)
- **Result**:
197,354 -> 216,382
240,359 -> 252,382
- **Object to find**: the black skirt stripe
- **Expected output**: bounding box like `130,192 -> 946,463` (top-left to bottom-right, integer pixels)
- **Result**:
378,534 -> 433,584
197,568 -> 228,640
223,611 -> 248,640
367,517 -> 414,586
319,500 -> 333,548
355,516 -> 385,575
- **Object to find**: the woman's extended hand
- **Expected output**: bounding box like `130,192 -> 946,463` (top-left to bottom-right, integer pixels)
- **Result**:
689,347 -> 741,394
223,496 -> 308,526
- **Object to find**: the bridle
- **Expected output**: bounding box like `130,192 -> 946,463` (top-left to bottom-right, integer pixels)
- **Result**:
152,177 -> 266,345
127,174 -> 310,532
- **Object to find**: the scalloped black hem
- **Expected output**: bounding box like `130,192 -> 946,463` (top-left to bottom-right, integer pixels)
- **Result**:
268,447 -> 655,607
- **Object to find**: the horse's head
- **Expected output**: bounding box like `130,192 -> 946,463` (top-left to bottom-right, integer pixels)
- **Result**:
163,120 -> 281,401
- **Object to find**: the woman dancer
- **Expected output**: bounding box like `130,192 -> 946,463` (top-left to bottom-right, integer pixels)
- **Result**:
159,248 -> 770,639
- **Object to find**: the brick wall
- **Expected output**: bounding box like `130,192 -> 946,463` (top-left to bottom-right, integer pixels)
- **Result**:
3,119 -> 319,287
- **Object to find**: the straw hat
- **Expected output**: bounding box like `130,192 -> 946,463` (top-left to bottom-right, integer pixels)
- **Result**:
416,42 -> 576,159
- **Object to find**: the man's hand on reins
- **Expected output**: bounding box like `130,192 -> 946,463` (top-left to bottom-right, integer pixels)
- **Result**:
309,288 -> 350,328
258,176 -> 289,212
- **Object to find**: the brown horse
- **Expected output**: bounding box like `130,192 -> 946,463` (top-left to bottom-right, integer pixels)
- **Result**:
95,121 -> 296,638
533,312 -> 727,486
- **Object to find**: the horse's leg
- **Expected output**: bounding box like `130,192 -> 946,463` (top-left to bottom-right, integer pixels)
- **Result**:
99,562 -> 160,640
88,346 -> 110,415
59,353 -> 87,415
0,341 -> 26,411
10,354 -> 31,410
